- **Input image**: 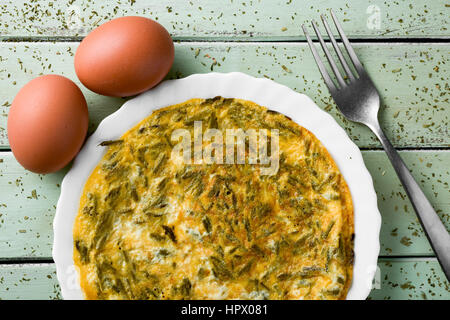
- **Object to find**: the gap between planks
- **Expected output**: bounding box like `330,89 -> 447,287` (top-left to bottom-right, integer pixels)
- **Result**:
1,37 -> 450,43
0,258 -> 54,265
0,256 -> 440,266
2,148 -> 450,153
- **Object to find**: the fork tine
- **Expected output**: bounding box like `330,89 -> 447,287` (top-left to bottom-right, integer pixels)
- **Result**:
311,20 -> 346,88
320,14 -> 356,81
330,9 -> 364,74
301,24 -> 337,92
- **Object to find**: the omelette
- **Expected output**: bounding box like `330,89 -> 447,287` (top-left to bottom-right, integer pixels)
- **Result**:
73,97 -> 354,300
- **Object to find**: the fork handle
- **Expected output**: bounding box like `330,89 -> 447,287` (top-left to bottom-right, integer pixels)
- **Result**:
368,121 -> 450,281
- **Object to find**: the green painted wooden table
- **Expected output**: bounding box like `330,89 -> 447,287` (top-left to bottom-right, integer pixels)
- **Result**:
0,0 -> 449,300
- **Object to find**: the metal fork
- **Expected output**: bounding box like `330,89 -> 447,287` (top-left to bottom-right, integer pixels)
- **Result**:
302,10 -> 450,281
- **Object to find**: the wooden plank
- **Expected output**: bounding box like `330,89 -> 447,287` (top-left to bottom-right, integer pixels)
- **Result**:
0,259 -> 448,300
0,263 -> 61,300
0,153 -> 67,258
0,150 -> 448,259
363,151 -> 449,256
0,42 -> 449,149
0,0 -> 449,40
369,258 -> 450,300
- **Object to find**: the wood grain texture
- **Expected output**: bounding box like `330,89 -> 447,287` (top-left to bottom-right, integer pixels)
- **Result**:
0,263 -> 61,300
0,0 -> 449,40
0,42 -> 448,149
369,258 -> 450,300
0,150 -> 448,258
0,153 -> 67,259
0,259 -> 448,300
365,151 -> 449,256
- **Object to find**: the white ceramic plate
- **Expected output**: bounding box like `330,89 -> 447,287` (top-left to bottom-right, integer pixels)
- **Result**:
53,72 -> 381,300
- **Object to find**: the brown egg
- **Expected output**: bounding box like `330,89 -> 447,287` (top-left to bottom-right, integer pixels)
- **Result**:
7,75 -> 89,174
74,16 -> 174,97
